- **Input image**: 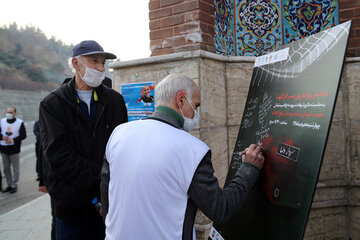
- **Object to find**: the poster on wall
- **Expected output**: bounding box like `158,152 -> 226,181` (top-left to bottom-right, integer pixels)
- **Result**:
121,81 -> 155,121
210,21 -> 351,240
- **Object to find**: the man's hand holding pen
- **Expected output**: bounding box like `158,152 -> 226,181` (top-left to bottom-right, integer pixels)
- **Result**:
241,144 -> 265,170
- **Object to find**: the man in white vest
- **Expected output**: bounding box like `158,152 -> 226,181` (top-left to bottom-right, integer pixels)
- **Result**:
0,107 -> 27,194
101,73 -> 265,240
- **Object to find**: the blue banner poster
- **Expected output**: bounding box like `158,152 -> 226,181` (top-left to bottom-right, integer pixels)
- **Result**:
121,81 -> 155,121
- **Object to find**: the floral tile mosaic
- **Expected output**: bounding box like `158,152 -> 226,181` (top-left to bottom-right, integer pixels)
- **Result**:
215,0 -> 236,55
235,0 -> 282,56
283,0 -> 339,44
214,0 -> 339,56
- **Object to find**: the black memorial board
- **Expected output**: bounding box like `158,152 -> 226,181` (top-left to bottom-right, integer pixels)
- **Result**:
209,21 -> 351,240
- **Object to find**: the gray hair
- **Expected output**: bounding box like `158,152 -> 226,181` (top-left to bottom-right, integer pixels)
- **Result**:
67,56 -> 82,73
156,73 -> 195,106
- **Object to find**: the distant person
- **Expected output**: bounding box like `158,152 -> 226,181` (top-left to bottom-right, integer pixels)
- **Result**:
33,120 -> 41,181
101,73 -> 264,239
0,161 -> 2,191
39,40 -> 128,240
0,107 -> 27,194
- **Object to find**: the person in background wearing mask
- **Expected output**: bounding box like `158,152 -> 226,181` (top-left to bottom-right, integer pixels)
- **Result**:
0,107 -> 27,194
39,40 -> 128,240
101,73 -> 265,239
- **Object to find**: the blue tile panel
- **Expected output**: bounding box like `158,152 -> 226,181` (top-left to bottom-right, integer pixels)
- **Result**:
283,0 -> 339,44
215,0 -> 236,55
236,0 -> 282,56
214,0 -> 339,56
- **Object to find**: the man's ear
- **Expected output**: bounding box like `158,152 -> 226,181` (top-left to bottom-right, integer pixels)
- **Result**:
72,58 -> 80,71
175,91 -> 186,109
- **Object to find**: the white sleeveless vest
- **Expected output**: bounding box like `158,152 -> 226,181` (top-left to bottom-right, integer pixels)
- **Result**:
105,119 -> 209,240
0,118 -> 23,146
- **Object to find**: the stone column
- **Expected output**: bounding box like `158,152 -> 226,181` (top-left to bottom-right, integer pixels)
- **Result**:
149,0 -> 215,56
342,58 -> 360,239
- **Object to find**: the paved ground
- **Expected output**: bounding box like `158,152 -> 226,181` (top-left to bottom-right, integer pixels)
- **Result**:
0,122 -> 52,240
0,194 -> 51,240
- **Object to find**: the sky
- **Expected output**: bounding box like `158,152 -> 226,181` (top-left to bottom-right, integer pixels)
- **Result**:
0,0 -> 151,61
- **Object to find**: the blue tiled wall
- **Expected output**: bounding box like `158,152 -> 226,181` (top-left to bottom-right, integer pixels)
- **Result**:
215,0 -> 339,56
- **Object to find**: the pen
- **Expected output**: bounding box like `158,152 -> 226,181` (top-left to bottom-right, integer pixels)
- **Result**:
241,149 -> 248,156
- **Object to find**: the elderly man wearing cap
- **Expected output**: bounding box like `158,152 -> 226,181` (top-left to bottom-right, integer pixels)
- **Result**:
39,40 -> 128,240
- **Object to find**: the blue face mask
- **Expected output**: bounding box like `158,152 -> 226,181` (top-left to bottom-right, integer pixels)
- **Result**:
180,95 -> 200,132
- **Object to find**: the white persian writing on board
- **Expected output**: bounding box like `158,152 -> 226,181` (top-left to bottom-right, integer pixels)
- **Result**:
231,140 -> 244,170
293,121 -> 321,130
241,97 -> 258,130
256,92 -> 272,145
274,102 -> 326,109
269,90 -> 328,130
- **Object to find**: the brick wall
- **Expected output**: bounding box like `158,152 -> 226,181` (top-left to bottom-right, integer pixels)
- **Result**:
149,0 -> 215,56
149,0 -> 360,58
339,0 -> 360,57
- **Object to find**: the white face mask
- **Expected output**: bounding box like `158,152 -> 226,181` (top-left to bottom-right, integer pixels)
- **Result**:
78,61 -> 105,88
6,113 -> 13,120
180,95 -> 200,132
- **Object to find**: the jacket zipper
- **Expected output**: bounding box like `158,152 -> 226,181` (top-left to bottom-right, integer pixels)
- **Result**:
93,105 -> 105,138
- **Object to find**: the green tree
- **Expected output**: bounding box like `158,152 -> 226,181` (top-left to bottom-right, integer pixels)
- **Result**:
15,42 -> 22,54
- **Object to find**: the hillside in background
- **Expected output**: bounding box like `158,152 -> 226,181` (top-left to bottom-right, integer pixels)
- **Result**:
0,23 -> 74,91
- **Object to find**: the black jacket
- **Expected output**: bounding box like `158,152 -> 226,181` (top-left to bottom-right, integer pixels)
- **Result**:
0,118 -> 27,154
33,120 -> 40,142
40,78 -> 128,223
